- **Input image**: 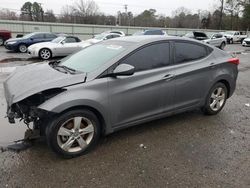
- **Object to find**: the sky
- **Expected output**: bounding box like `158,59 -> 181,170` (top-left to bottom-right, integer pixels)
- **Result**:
0,0 -> 218,16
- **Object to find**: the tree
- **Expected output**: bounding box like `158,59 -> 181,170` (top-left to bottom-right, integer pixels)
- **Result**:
0,9 -> 18,20
44,10 -> 57,22
243,3 -> 250,30
20,1 -> 44,21
20,2 -> 33,21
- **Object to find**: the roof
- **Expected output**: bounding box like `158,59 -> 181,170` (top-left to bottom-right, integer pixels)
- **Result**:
111,35 -> 190,44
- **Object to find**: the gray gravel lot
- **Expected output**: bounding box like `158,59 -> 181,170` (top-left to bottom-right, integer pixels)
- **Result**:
0,44 -> 249,188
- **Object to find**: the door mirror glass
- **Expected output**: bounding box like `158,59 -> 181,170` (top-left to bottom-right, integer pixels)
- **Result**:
112,64 -> 135,76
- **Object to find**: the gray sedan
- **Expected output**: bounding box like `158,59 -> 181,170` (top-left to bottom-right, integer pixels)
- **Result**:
4,36 -> 239,158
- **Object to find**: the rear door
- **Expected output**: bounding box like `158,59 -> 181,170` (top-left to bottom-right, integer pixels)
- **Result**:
173,40 -> 214,110
108,42 -> 175,128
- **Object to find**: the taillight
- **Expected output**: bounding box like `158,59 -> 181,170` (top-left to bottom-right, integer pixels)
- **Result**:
228,58 -> 239,65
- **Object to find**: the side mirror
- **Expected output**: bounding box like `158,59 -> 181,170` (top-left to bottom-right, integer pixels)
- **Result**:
30,38 -> 34,40
112,64 -> 135,77
61,40 -> 65,44
212,36 -> 216,39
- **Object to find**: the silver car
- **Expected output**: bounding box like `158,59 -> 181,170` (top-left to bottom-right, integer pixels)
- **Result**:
28,36 -> 90,60
203,33 -> 227,50
4,36 -> 239,158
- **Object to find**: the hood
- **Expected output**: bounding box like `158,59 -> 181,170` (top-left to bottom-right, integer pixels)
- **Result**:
224,34 -> 233,37
244,38 -> 250,42
28,42 -> 55,50
4,63 -> 87,106
86,38 -> 101,44
6,37 -> 24,43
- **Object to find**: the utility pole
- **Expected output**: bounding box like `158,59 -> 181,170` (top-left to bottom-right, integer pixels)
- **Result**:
124,4 -> 128,26
124,4 -> 128,14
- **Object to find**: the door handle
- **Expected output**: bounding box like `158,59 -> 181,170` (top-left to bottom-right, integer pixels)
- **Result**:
162,74 -> 175,81
210,63 -> 216,69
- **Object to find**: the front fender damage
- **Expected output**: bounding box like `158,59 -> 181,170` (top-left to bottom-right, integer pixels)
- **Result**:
6,88 -> 66,135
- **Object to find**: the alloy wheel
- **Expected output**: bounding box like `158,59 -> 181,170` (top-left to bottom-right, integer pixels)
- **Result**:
40,49 -> 51,60
209,87 -> 226,112
19,45 -> 27,53
57,116 -> 95,153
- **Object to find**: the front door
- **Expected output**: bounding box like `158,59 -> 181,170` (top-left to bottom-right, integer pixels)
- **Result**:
108,42 -> 175,128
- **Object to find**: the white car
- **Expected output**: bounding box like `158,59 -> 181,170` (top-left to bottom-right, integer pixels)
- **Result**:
203,33 -> 227,50
86,33 -> 122,44
242,38 -> 250,47
103,30 -> 125,36
224,31 -> 247,44
28,36 -> 91,60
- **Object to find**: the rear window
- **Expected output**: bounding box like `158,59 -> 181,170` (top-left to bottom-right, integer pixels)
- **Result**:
174,42 -> 209,64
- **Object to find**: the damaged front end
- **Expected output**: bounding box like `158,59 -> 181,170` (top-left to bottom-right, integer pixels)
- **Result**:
6,88 -> 66,133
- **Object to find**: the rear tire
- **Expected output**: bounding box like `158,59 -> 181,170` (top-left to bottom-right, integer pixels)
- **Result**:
46,109 -> 101,158
203,83 -> 228,115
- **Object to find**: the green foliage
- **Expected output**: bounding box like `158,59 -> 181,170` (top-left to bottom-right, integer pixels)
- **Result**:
20,1 -> 44,21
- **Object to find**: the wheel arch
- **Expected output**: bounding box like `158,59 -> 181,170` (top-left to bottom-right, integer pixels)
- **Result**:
58,105 -> 107,135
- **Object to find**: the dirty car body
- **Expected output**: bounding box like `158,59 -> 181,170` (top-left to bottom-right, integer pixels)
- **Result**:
4,36 -> 239,158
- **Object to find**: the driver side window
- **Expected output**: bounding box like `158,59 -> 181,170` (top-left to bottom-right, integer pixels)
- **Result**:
120,42 -> 170,72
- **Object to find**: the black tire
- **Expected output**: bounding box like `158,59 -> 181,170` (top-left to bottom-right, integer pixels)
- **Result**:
39,48 -> 52,60
230,39 -> 233,44
18,44 -> 27,53
0,37 -> 4,46
203,82 -> 228,115
46,109 -> 101,158
219,42 -> 226,50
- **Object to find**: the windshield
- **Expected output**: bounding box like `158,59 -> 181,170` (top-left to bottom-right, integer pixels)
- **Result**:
52,37 -> 65,43
59,43 -> 127,73
133,31 -> 144,36
22,33 -> 35,39
225,31 -> 235,35
93,34 -> 105,40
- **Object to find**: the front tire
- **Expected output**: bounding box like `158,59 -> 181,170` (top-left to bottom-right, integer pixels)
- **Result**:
18,44 -> 27,53
219,42 -> 226,50
203,83 -> 228,115
39,48 -> 52,60
0,37 -> 4,46
46,109 -> 101,158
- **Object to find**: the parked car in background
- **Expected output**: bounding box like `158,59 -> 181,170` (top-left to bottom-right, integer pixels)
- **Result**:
242,38 -> 250,47
203,33 -> 227,50
28,36 -> 90,60
185,31 -> 208,41
4,32 -> 58,52
224,31 -> 247,44
4,36 -> 239,158
86,33 -> 122,44
103,30 -> 125,36
185,32 -> 226,49
133,29 -> 166,36
0,30 -> 11,46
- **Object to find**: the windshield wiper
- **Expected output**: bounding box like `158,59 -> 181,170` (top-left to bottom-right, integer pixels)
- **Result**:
56,65 -> 76,74
49,61 -> 76,74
